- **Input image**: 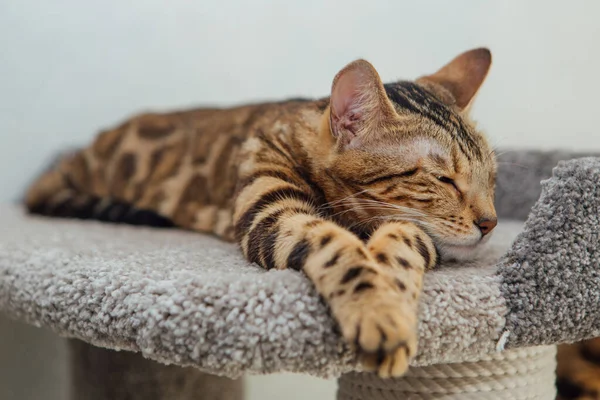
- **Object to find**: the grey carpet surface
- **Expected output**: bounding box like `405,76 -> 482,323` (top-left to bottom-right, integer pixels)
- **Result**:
0,206 -> 519,378
1,151 -> 600,378
499,157 -> 600,348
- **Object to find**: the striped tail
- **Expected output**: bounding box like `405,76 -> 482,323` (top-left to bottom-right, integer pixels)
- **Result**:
24,150 -> 174,228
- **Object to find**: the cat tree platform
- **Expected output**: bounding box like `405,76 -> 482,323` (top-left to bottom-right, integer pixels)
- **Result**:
2,150 -> 600,400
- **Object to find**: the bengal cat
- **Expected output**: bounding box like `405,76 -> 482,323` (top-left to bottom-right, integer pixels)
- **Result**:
25,48 -> 498,377
557,339 -> 600,399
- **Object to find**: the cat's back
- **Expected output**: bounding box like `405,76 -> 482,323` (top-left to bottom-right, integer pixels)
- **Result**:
139,97 -> 323,140
95,97 -> 324,163
88,97 -> 322,177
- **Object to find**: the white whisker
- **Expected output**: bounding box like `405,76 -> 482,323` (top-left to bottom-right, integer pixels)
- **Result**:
318,189 -> 369,210
496,161 -> 530,169
352,198 -> 429,218
374,215 -> 437,230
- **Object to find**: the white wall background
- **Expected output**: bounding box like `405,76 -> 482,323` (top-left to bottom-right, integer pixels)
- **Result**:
1,1 -> 599,399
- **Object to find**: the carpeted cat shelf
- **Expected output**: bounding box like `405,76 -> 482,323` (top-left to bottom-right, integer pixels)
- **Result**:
2,150 -> 600,400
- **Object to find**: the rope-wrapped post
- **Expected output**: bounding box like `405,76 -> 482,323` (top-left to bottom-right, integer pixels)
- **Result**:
337,346 -> 556,400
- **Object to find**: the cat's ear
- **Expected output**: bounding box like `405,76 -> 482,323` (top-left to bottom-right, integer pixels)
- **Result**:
418,48 -> 492,112
329,59 -> 397,148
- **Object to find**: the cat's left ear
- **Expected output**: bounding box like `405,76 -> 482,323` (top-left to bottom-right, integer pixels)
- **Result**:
329,59 -> 397,148
418,48 -> 492,113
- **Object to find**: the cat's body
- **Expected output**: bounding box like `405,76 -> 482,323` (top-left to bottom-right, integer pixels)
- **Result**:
26,99 -> 329,239
25,48 -> 498,377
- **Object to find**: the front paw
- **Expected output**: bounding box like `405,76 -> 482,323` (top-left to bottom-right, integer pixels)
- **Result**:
334,287 -> 418,378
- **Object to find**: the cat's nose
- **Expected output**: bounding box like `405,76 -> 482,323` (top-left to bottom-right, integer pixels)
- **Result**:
475,217 -> 497,236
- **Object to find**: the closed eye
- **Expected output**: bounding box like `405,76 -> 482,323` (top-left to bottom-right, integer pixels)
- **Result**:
436,176 -> 460,193
436,176 -> 454,185
359,168 -> 418,185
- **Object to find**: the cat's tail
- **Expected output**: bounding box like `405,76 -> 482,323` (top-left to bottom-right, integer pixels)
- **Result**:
24,149 -> 173,227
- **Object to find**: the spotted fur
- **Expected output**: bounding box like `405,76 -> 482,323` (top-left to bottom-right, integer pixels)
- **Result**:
25,48 -> 498,377
557,339 -> 600,399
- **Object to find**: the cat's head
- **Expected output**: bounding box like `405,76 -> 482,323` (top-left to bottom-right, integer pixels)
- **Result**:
319,48 -> 496,261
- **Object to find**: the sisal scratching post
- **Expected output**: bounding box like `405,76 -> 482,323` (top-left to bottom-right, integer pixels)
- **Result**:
337,346 -> 557,400
69,340 -> 242,400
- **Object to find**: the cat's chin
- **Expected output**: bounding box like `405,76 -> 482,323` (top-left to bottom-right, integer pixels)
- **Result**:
438,244 -> 482,262
437,235 -> 492,263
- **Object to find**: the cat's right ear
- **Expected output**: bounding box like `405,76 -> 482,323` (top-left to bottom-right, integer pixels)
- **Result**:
329,60 -> 397,149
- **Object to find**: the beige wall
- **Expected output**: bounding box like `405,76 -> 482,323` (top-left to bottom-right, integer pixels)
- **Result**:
1,0 -> 599,399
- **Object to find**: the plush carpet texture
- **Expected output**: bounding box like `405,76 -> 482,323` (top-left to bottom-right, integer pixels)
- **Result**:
499,157 -> 600,347
1,150 -> 599,379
